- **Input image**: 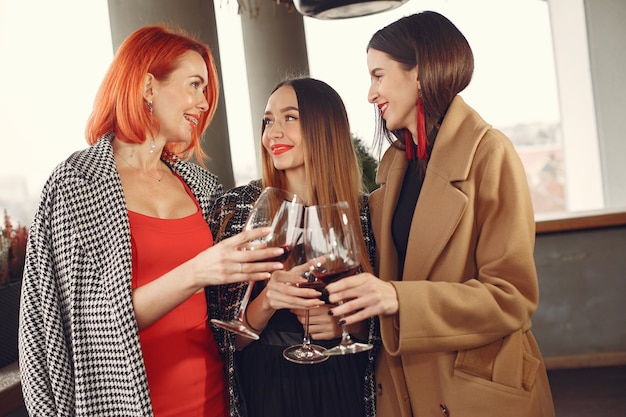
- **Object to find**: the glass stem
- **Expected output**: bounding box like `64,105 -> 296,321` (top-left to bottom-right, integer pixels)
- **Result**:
235,281 -> 254,322
302,309 -> 312,348
337,301 -> 352,345
340,322 -> 352,345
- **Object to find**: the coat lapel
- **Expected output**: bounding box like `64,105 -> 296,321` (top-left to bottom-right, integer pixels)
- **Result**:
370,148 -> 406,282
402,169 -> 467,281
375,96 -> 489,283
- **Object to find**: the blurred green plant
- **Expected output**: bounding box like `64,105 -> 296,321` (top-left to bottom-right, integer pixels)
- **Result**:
0,210 -> 28,286
353,135 -> 379,193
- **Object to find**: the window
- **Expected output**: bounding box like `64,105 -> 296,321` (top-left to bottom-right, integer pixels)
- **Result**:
1,0 -> 621,228
303,0 -> 578,218
0,0 -> 113,226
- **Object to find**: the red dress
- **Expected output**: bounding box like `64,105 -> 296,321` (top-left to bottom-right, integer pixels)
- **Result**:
129,180 -> 227,417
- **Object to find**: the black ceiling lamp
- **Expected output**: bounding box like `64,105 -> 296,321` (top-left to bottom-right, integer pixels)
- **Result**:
293,0 -> 409,19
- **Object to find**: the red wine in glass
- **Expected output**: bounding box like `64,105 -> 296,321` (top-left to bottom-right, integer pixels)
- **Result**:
314,266 -> 359,285
306,202 -> 372,356
284,202 -> 372,363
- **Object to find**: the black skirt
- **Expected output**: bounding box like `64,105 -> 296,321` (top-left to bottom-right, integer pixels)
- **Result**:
236,308 -> 369,417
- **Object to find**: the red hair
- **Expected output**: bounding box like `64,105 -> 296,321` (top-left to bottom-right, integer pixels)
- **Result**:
85,25 -> 219,163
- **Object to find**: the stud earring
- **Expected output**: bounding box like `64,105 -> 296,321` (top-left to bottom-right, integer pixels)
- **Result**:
149,138 -> 156,154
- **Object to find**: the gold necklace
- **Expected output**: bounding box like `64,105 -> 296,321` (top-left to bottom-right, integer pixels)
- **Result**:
115,151 -> 166,182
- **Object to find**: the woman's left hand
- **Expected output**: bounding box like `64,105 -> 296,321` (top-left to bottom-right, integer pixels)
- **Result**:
325,272 -> 399,326
264,263 -> 325,311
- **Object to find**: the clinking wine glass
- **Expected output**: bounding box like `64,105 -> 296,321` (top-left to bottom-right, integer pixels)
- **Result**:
282,269 -> 329,364
284,202 -> 373,360
282,201 -> 332,364
211,187 -> 303,340
306,202 -> 373,355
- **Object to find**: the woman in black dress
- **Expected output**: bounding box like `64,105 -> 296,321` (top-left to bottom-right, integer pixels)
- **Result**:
209,77 -> 379,417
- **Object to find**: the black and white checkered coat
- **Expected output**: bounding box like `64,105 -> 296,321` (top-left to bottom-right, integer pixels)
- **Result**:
18,134 -> 224,416
208,181 -> 381,417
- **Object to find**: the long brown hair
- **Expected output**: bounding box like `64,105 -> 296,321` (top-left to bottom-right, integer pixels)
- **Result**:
85,25 -> 219,164
261,77 -> 372,273
368,11 -> 474,177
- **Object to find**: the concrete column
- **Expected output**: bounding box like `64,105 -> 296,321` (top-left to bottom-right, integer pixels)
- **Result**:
107,0 -> 235,188
240,4 -> 310,165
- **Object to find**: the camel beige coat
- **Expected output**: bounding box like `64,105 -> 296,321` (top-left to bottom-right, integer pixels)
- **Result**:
369,96 -> 555,417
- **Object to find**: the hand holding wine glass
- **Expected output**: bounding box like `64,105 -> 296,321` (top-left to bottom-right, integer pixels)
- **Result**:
282,269 -> 330,364
324,271 -> 400,324
211,187 -> 303,340
284,202 -> 372,361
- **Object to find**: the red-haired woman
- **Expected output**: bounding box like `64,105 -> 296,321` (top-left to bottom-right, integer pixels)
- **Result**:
18,25 -> 284,417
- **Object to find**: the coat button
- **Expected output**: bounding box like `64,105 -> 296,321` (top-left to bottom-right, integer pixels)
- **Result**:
440,404 -> 450,416
377,383 -> 382,396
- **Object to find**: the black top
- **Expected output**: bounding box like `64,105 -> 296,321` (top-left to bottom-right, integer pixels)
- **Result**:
392,159 -> 424,277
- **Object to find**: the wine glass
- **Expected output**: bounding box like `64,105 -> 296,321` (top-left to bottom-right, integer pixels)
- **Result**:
282,268 -> 329,364
211,187 -> 303,340
307,202 -> 372,355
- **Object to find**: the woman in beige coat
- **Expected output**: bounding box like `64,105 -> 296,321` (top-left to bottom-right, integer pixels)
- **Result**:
325,11 -> 555,417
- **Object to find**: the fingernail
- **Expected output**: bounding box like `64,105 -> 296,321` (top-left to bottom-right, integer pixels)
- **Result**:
337,319 -> 346,326
328,310 -> 334,316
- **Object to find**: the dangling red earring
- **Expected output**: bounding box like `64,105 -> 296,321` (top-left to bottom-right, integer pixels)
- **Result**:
416,92 -> 428,160
404,130 -> 415,160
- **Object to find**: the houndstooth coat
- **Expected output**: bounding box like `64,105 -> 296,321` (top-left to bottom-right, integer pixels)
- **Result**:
208,180 -> 381,417
18,134 -> 225,416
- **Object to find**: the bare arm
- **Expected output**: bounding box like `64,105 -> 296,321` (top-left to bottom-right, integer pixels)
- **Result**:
133,227 -> 285,329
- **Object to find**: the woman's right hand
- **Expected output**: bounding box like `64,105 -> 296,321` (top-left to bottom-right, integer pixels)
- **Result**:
191,226 -> 286,287
263,264 -> 326,311
133,227 -> 285,330
235,261 -> 324,350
